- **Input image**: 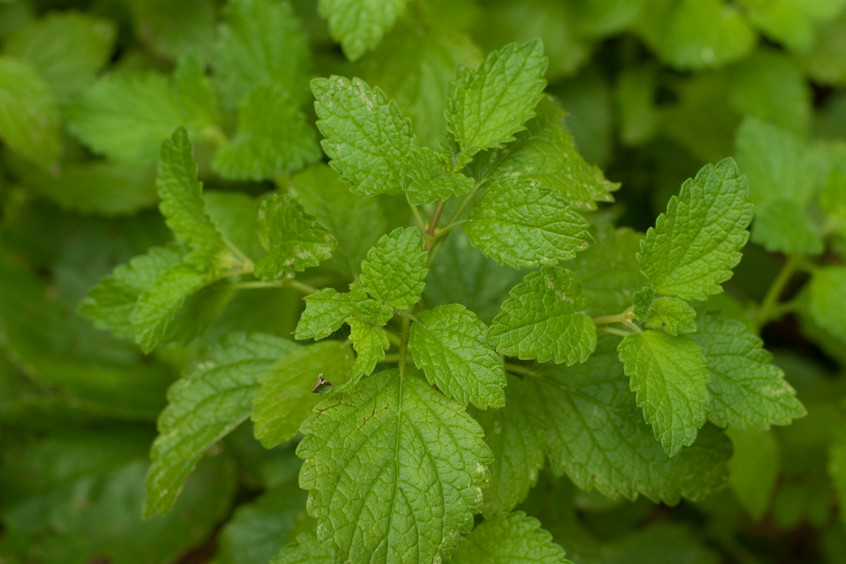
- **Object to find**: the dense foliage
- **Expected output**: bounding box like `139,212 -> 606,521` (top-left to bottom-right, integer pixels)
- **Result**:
2,0 -> 846,562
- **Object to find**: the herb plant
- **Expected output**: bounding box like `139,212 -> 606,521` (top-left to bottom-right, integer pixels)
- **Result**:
3,1 -> 846,563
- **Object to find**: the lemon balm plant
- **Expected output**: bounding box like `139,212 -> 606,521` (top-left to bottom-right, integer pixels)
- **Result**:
3,0 -> 846,563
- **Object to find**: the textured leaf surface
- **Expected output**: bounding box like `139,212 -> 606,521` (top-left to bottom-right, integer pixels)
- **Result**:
401,145 -> 475,205
488,266 -> 596,365
214,0 -> 310,108
464,177 -> 592,269
467,97 -> 617,210
642,296 -> 698,336
0,56 -> 61,168
359,227 -> 428,310
348,316 -> 390,379
618,330 -> 710,456
409,304 -> 505,409
471,376 -> 545,518
808,266 -> 846,342
312,76 -> 413,197
252,341 -> 354,448
212,85 -> 320,181
446,40 -> 547,156
693,313 -> 805,429
254,193 -> 336,280
298,370 -> 492,563
318,0 -> 409,61
295,285 -> 368,341
534,338 -> 731,502
271,532 -> 333,564
144,333 -> 297,517
638,158 -> 753,300
448,511 -> 570,564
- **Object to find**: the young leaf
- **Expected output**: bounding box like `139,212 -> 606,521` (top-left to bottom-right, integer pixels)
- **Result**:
144,333 -> 297,517
157,127 -> 227,265
402,145 -> 475,205
447,511 -> 570,564
254,193 -> 337,281
534,338 -> 731,503
463,177 -> 592,269
692,313 -> 806,429
359,227 -> 428,310
214,0 -> 310,109
808,266 -> 846,342
318,0 -> 409,61
470,375 -> 546,518
297,369 -> 492,563
642,296 -> 698,336
311,76 -> 413,197
409,304 -> 506,409
637,158 -> 753,301
488,266 -> 596,365
617,330 -> 710,456
347,315 -> 391,379
446,40 -> 548,157
252,341 -> 354,448
294,286 -> 369,341
212,84 -> 320,181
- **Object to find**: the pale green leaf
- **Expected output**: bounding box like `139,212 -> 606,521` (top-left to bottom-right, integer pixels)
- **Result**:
214,0 -> 310,108
359,227 -> 428,310
311,75 -> 413,197
642,296 -> 698,336
808,266 -> 846,342
157,128 -> 227,265
298,369 -> 492,563
252,341 -> 354,448
401,145 -> 475,205
295,286 -> 369,341
3,11 -> 115,99
534,337 -> 731,503
448,511 -> 570,564
446,39 -> 547,157
466,96 -> 617,211
693,313 -> 806,429
212,85 -> 320,181
144,333 -> 297,517
271,532 -> 333,564
728,428 -> 779,520
348,316 -> 390,379
750,198 -> 824,255
131,262 -> 212,353
203,191 -> 263,261
124,0 -> 215,65
738,0 -> 846,52
0,55 -> 61,169
638,158 -> 753,300
463,177 -> 592,269
318,0 -> 409,61
488,266 -> 596,365
470,375 -> 545,518
254,193 -> 337,281
172,56 -> 221,132
617,330 -> 710,456
409,304 -> 505,409
290,164 -> 387,275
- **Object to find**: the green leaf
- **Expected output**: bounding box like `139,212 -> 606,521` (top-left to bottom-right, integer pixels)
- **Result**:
290,164 -> 387,275
311,76 -> 413,197
470,375 -> 546,517
463,177 -> 592,269
750,198 -> 824,256
79,245 -> 183,340
252,341 -> 354,448
728,428 -> 780,520
642,296 -> 698,336
348,315 -> 391,379
297,369 -> 492,563
157,128 -> 227,265
447,511 -> 570,564
123,0 -> 215,65
359,227 -> 428,310
212,85 -> 320,181
409,304 -> 506,409
738,0 -> 846,52
401,145 -> 475,205
446,39 -> 547,157
617,330 -> 710,456
271,532 -> 333,564
295,286 -> 369,341
692,313 -> 806,429
131,262 -> 212,353
488,266 -> 596,365
214,0 -> 310,109
3,11 -> 115,99
467,97 -> 617,211
829,432 -> 846,527
0,55 -> 61,169
172,56 -> 222,132
533,338 -> 731,503
808,266 -> 846,342
638,158 -> 753,301
318,0 -> 410,61
144,333 -> 297,517
254,193 -> 337,281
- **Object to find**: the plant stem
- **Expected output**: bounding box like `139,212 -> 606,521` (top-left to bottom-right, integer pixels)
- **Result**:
592,308 -> 635,326
230,279 -> 317,294
409,202 -> 426,232
384,330 -> 403,348
755,254 -> 801,330
504,362 -> 543,378
426,202 -> 446,239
